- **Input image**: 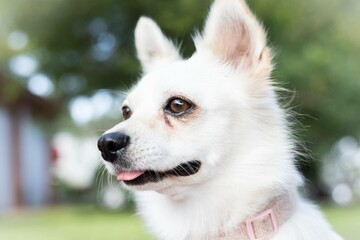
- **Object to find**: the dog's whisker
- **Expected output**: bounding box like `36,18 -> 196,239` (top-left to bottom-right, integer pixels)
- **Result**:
106,171 -> 112,188
96,165 -> 107,199
155,171 -> 161,182
179,163 -> 193,176
95,165 -> 103,186
95,165 -> 104,189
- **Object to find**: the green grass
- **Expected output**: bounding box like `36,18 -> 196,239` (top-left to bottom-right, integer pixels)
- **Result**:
322,204 -> 360,240
0,206 -> 153,240
0,204 -> 358,240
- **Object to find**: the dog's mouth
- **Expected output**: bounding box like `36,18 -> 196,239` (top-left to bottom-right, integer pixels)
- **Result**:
116,160 -> 201,185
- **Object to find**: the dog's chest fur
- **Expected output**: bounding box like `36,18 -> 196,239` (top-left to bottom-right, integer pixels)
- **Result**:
136,190 -> 341,240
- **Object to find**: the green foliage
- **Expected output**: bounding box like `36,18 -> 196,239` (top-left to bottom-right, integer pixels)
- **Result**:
0,0 -> 212,98
251,0 -> 360,183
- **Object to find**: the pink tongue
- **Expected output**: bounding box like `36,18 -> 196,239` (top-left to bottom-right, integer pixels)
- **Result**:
117,171 -> 144,181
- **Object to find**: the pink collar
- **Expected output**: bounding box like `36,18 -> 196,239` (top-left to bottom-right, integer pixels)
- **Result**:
217,191 -> 296,240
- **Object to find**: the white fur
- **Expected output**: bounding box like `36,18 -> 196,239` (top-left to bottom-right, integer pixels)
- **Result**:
102,0 -> 342,239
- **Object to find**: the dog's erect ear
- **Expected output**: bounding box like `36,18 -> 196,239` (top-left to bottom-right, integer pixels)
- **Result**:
197,0 -> 271,74
135,17 -> 181,73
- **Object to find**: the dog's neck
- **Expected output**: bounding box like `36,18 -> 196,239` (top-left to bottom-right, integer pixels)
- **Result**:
214,190 -> 296,240
136,182 -> 299,240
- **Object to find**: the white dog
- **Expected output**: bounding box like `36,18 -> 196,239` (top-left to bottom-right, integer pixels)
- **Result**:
97,0 -> 342,239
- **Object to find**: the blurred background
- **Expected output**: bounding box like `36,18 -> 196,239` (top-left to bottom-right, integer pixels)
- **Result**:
0,0 -> 359,239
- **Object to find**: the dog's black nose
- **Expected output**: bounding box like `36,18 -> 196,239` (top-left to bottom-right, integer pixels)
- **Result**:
97,132 -> 130,163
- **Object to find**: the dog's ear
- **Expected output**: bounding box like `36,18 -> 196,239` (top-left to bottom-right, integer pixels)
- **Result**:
196,0 -> 271,75
135,17 -> 181,73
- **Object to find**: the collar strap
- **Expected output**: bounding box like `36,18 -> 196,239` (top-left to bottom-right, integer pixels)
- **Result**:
219,191 -> 296,240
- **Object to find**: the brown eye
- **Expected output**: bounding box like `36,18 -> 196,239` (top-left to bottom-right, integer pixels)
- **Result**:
165,98 -> 193,115
122,106 -> 132,120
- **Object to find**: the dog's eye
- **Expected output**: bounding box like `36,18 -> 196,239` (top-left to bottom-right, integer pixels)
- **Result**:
122,106 -> 132,120
165,98 -> 193,115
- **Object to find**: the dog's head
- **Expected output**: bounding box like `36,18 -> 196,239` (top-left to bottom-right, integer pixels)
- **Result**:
98,0 -> 289,194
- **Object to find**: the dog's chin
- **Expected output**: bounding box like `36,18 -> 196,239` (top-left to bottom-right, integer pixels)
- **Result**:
115,160 -> 202,191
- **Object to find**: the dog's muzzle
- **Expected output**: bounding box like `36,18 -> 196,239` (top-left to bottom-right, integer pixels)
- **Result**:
97,132 -> 202,185
97,132 -> 130,163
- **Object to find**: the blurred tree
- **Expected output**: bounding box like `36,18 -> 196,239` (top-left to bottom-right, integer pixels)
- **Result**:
0,0 -> 359,197
0,0 -> 211,99
252,0 -> 360,191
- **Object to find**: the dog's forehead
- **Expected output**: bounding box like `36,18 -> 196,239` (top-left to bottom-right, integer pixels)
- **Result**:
128,60 -> 208,101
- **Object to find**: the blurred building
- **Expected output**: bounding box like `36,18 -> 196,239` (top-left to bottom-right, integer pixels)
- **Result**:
0,78 -> 58,212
